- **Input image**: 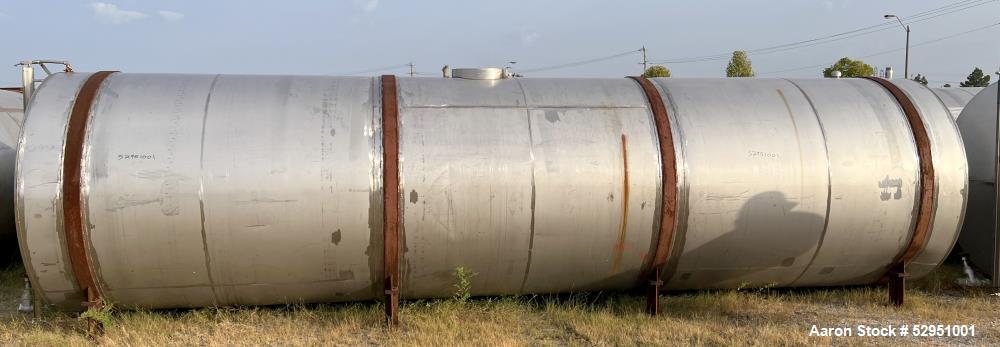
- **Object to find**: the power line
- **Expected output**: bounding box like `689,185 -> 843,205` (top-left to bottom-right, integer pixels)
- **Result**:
329,0 -> 994,78
655,0 -> 995,64
758,21 -> 1000,75
648,0 -> 997,64
928,80 -> 963,85
652,0 -> 994,63
518,49 -> 642,74
750,0 -> 994,54
336,63 -> 410,76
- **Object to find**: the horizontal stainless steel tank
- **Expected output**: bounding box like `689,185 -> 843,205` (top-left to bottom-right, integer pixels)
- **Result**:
955,83 -> 998,279
930,87 -> 983,119
0,90 -> 23,262
18,73 -> 967,310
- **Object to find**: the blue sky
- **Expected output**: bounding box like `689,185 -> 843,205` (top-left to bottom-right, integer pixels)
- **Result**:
1,0 -> 998,86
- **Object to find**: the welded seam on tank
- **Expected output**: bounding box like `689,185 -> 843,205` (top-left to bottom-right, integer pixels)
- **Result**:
513,78 -> 537,294
13,77 -> 58,305
403,105 -> 645,110
783,80 -> 834,286
62,71 -> 117,303
367,76 -> 384,299
3,110 -> 21,127
923,85 -> 970,265
927,88 -> 963,125
610,135 -> 629,274
863,77 -> 938,270
656,84 -> 690,287
197,74 -> 222,306
626,76 -> 678,285
14,78 -> 52,303
98,277 -> 375,290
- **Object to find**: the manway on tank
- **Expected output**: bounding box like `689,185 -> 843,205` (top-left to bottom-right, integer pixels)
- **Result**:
17,71 -> 967,319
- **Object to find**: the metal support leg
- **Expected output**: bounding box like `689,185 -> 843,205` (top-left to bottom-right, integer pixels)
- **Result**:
646,267 -> 664,315
83,287 -> 104,337
18,275 -> 34,314
33,294 -> 41,319
888,262 -> 906,306
19,275 -> 42,319
384,276 -> 399,327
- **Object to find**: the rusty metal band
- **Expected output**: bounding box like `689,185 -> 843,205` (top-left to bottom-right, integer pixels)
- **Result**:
628,76 -> 679,282
63,71 -> 117,299
864,77 -> 937,268
380,75 -> 401,323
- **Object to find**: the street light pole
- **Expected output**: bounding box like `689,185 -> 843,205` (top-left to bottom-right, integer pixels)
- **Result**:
904,25 -> 910,80
884,14 -> 910,79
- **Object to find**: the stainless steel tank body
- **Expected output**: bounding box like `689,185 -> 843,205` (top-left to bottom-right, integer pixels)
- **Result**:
955,83 -> 998,280
17,73 -> 967,310
930,87 -> 983,120
0,90 -> 23,262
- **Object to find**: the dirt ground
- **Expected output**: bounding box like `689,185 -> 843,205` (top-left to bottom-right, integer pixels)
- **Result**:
0,262 -> 997,346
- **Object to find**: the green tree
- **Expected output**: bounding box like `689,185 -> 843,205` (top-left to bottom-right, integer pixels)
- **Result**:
960,67 -> 991,87
912,74 -> 928,85
726,51 -> 755,77
822,57 -> 875,78
643,65 -> 671,78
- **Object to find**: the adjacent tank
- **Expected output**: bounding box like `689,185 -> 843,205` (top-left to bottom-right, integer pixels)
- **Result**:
0,90 -> 23,263
17,73 -> 967,310
955,83 -> 998,279
930,87 -> 982,119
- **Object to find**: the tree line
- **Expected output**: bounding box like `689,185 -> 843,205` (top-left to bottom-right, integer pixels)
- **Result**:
641,51 -> 993,87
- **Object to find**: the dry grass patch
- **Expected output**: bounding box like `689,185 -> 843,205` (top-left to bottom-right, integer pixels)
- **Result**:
0,263 -> 998,346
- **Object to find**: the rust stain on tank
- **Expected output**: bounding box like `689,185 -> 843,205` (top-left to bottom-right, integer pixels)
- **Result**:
611,134 -> 629,274
332,229 -> 342,245
863,77 -> 937,277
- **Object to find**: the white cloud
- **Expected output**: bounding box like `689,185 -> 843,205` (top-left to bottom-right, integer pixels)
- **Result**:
821,0 -> 852,10
91,2 -> 147,24
355,0 -> 379,13
521,31 -> 540,47
516,26 -> 541,47
158,10 -> 185,22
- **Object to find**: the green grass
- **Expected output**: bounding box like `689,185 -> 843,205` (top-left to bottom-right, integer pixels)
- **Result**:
0,264 -> 23,310
0,263 -> 997,346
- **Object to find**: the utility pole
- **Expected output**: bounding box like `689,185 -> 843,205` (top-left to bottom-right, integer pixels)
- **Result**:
640,46 -> 648,74
884,14 -> 910,79
904,25 -> 910,79
408,62 -> 415,77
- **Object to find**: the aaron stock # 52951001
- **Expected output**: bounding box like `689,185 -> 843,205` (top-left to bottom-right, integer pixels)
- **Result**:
809,324 -> 904,337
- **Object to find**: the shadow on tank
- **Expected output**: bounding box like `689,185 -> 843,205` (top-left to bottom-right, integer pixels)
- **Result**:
669,191 -> 825,289
0,140 -> 17,265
